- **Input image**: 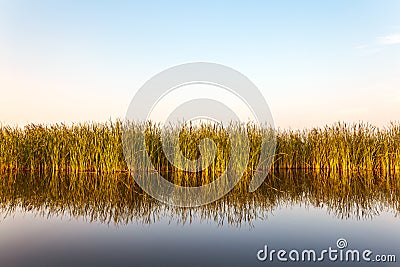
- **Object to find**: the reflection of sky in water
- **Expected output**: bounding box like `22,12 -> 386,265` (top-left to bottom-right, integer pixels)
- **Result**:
0,204 -> 399,267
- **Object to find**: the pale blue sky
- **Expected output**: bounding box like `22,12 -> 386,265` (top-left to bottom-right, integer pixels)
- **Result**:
1,0 -> 399,128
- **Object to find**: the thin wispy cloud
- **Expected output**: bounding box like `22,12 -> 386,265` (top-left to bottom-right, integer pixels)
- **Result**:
353,43 -> 382,55
355,32 -> 400,55
377,33 -> 400,45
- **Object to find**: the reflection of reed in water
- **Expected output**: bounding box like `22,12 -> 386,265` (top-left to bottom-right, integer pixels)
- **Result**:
0,171 -> 398,227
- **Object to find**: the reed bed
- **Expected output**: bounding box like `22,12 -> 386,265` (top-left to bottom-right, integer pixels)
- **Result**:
0,121 -> 126,173
0,121 -> 399,176
275,122 -> 400,174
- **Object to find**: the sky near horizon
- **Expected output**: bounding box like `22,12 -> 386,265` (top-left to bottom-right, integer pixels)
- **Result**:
0,1 -> 399,129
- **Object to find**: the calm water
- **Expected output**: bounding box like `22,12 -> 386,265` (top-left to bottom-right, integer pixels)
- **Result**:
0,171 -> 399,267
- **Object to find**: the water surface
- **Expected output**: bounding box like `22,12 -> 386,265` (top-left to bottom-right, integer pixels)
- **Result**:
0,171 -> 398,266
